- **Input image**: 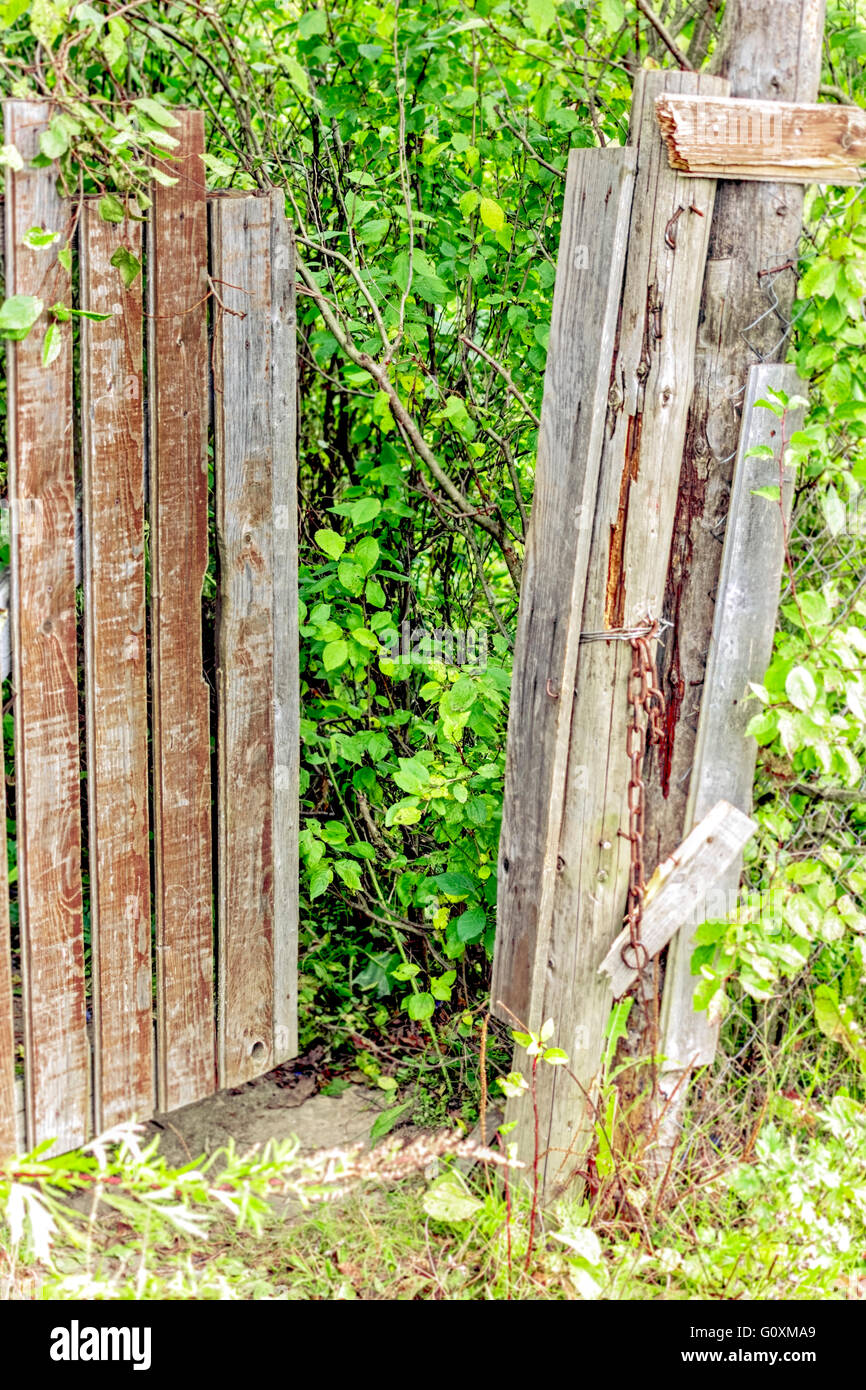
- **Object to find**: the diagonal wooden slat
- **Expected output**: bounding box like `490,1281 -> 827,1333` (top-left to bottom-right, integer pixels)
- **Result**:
4,101 -> 88,1152
80,206 -> 154,1131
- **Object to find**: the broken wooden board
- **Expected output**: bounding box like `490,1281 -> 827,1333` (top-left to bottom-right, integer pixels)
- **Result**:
492,146 -> 637,1025
508,69 -> 726,1197
147,111 -> 216,1112
80,206 -> 154,1132
5,102 -> 89,1152
598,800 -> 756,998
656,93 -> 865,183
658,364 -> 804,1076
0,772 -> 15,1158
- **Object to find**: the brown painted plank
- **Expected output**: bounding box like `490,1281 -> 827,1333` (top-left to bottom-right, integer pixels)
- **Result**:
492,147 -> 637,1026
212,194 -> 276,1087
147,111 -> 215,1111
656,92 -> 865,183
598,800 -> 756,998
512,70 -> 726,1196
270,195 -> 299,1065
4,102 -> 88,1151
80,206 -> 154,1131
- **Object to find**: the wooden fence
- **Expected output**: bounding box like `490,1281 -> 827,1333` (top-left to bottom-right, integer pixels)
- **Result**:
0,103 -> 298,1157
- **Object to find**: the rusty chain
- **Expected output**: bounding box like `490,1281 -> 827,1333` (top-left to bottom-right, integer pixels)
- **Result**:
621,618 -> 666,977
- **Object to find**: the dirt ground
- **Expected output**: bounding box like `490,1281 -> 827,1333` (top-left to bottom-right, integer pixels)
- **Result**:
146,1061 -> 389,1167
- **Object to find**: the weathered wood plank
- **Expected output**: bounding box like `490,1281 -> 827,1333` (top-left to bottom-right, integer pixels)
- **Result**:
512,70 -> 726,1195
4,102 -> 89,1151
643,1 -> 824,1015
0,773 -> 15,1157
270,195 -> 299,1065
80,207 -> 154,1131
147,111 -> 215,1111
212,194 -> 276,1087
492,147 -> 637,1024
599,800 -> 756,997
657,365 -> 804,1078
656,93 -> 865,183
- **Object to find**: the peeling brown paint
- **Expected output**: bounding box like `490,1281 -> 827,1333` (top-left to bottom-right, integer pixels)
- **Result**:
605,410 -> 642,629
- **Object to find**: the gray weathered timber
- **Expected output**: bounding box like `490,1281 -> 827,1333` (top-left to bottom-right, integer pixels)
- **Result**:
492,148 -> 637,1025
0,770 -> 14,1157
599,800 -> 756,998
657,364 -> 804,1086
212,194 -> 276,1087
5,102 -> 89,1152
271,196 -> 299,1065
644,0 -> 825,889
511,70 -> 726,1196
80,207 -> 154,1131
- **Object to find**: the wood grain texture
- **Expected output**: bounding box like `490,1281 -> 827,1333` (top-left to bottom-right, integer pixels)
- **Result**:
80,207 -> 154,1131
643,0 -> 824,965
511,71 -> 726,1193
4,102 -> 88,1151
656,93 -> 865,183
492,148 -> 637,1025
0,773 -> 15,1157
212,194 -> 276,1087
147,111 -> 215,1111
598,800 -> 756,997
270,196 -> 299,1065
658,365 -> 804,1073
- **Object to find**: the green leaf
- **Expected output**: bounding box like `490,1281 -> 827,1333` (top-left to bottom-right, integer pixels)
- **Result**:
455,906 -> 485,943
308,863 -> 333,899
430,970 -> 456,1002
750,485 -> 780,502
333,858 -> 362,891
322,639 -> 348,671
0,143 -> 24,171
98,194 -> 125,224
785,665 -> 817,712
349,497 -> 381,527
298,7 -> 327,38
526,0 -> 556,37
23,225 -> 59,249
132,97 -> 180,129
109,245 -> 142,288
57,245 -> 71,273
406,991 -> 435,1021
353,536 -> 379,575
0,294 -> 43,340
422,1173 -> 482,1224
479,197 -> 504,232
41,321 -> 61,367
314,528 -> 345,560
370,1099 -> 412,1144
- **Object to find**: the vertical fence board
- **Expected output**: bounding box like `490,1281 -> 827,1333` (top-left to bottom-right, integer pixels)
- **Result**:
270,196 -> 299,1064
492,147 -> 637,1026
80,208 -> 154,1130
4,102 -> 89,1151
0,775 -> 15,1156
655,365 -> 804,1144
212,194 -> 276,1086
513,72 -> 726,1194
147,112 -> 215,1111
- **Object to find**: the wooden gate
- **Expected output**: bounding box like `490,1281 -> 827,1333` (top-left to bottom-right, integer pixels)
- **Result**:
0,103 -> 298,1156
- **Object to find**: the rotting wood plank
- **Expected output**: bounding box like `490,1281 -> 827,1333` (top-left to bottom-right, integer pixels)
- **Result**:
492,147 -> 637,1027
598,800 -> 756,998
656,365 -> 804,1100
4,102 -> 88,1151
643,0 -> 824,996
270,195 -> 299,1065
80,206 -> 154,1131
510,70 -> 726,1196
656,93 -> 865,183
212,193 -> 276,1087
147,111 -> 215,1112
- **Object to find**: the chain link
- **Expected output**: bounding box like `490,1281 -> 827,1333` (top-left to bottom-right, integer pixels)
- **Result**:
621,618 -> 666,975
